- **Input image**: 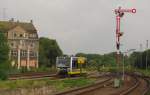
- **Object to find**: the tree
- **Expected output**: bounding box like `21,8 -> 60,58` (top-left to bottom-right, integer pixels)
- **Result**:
39,37 -> 63,67
129,50 -> 150,69
0,32 -> 10,80
76,52 -> 117,71
0,32 -> 9,63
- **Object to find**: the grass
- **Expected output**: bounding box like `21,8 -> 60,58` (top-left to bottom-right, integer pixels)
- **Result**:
0,77 -> 95,91
146,92 -> 150,95
136,69 -> 150,77
47,78 -> 94,92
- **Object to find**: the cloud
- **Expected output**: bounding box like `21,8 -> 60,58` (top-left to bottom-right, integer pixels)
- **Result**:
0,0 -> 149,54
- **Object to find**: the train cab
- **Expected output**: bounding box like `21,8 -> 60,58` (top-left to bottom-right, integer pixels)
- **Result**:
56,56 -> 86,77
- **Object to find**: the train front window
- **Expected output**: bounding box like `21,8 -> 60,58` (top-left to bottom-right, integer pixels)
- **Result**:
72,59 -> 79,69
56,57 -> 70,67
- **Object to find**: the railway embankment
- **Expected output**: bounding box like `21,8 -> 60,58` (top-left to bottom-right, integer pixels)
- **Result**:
0,77 -> 95,95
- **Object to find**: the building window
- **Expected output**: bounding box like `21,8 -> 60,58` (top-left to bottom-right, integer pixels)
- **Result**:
29,33 -> 36,38
11,43 -> 14,46
33,34 -> 36,37
21,50 -> 27,57
14,33 -> 17,37
30,51 -> 36,57
20,34 -> 23,37
30,43 -> 34,47
29,34 -> 32,38
30,44 -> 33,47
11,50 -> 17,57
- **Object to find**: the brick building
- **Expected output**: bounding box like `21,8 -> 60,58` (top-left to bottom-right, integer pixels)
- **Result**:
0,19 -> 39,69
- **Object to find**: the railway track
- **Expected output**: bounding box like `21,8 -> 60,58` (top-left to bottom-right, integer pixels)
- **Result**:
8,71 -> 109,80
54,73 -> 150,95
8,72 -> 57,80
117,75 -> 150,95
8,72 -> 150,95
54,76 -> 113,95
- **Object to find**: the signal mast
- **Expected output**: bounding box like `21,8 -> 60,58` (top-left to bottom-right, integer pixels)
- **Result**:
114,7 -> 136,81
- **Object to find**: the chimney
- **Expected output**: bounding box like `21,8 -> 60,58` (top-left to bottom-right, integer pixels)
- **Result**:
10,18 -> 14,22
17,20 -> 19,23
30,20 -> 33,23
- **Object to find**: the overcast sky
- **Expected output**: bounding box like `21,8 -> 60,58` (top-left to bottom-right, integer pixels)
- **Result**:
0,0 -> 149,54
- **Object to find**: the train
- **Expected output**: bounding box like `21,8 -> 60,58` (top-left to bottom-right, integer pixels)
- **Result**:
56,56 -> 87,77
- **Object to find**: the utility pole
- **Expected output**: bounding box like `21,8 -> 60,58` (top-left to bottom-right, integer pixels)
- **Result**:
17,45 -> 21,69
122,49 -> 136,80
114,7 -> 136,87
27,46 -> 30,70
146,40 -> 148,70
122,52 -> 126,81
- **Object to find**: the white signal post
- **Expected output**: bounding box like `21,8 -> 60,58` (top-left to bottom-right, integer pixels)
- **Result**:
114,7 -> 136,84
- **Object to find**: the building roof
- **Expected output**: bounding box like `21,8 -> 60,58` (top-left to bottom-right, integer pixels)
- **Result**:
0,20 -> 37,33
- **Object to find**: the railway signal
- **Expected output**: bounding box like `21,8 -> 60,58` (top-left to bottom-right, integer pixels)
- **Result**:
115,7 -> 136,60
114,6 -> 136,86
77,57 -> 86,64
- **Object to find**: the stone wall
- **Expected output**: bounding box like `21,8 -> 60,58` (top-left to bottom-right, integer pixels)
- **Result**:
0,86 -> 54,95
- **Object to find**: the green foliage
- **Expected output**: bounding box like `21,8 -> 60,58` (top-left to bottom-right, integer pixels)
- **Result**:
0,69 -> 8,80
0,32 -> 9,63
76,52 -> 117,71
0,77 -> 94,91
102,52 -> 117,66
0,32 -> 10,80
39,37 -> 63,67
108,67 -> 117,73
137,69 -> 150,77
129,50 -> 150,69
53,78 -> 94,91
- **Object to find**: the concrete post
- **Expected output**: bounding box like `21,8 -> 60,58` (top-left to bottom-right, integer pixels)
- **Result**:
9,50 -> 11,60
36,51 -> 39,68
70,57 -> 73,72
27,46 -> 30,70
17,47 -> 20,69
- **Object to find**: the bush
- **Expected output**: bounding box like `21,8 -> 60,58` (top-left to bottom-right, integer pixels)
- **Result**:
108,67 -> 117,73
0,69 -> 8,80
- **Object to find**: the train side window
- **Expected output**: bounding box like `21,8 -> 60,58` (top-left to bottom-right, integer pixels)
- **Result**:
72,60 -> 75,68
72,60 -> 78,68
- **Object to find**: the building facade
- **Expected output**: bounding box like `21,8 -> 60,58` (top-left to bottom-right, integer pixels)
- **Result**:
0,19 -> 39,69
